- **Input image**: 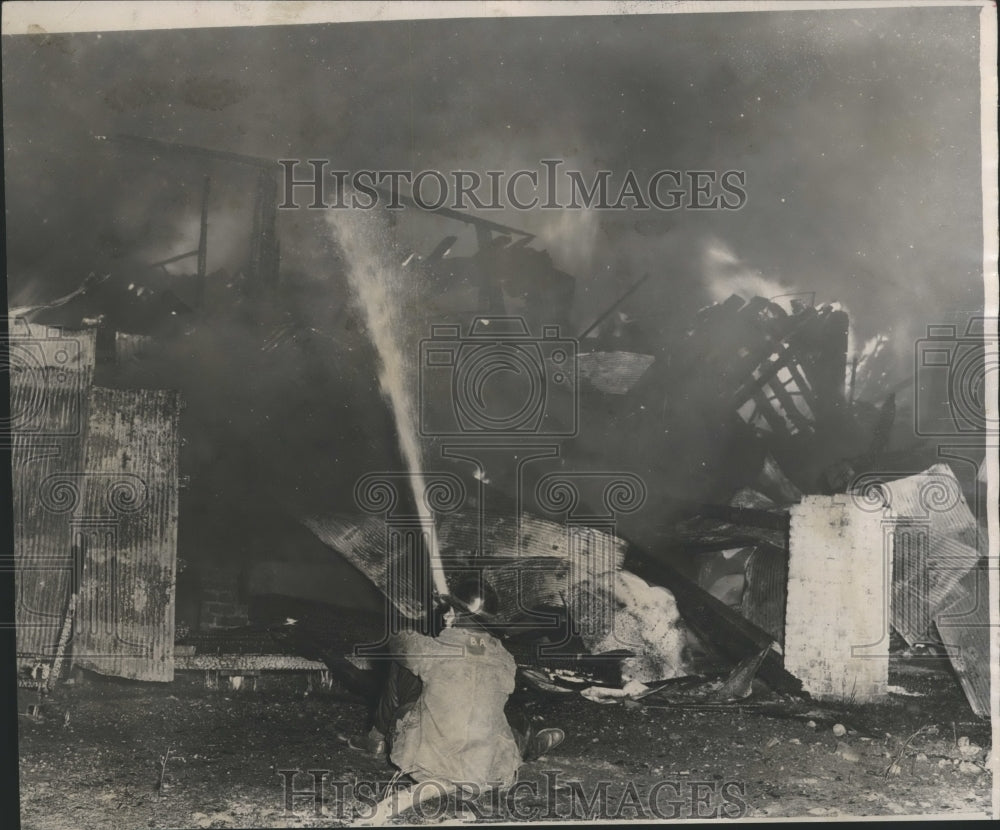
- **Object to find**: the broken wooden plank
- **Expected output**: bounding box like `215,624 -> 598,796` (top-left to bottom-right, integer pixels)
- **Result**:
716,645 -> 770,701
668,513 -> 788,552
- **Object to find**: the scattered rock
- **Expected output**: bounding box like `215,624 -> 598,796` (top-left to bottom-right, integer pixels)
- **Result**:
886,762 -> 902,776
959,742 -> 982,758
915,752 -> 928,762
765,737 -> 780,749
788,738 -> 801,745
957,736 -> 970,749
832,724 -> 846,737
806,720 -> 817,730
836,742 -> 861,763
958,761 -> 983,776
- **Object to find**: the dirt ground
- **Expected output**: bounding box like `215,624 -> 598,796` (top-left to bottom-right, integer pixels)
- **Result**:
17,642 -> 993,828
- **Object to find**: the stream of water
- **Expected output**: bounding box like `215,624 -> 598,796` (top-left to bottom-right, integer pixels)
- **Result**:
327,210 -> 449,599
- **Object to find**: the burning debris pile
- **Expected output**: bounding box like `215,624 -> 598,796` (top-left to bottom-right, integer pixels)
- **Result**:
295,279 -> 989,717
7,139 -> 990,728
571,569 -> 690,685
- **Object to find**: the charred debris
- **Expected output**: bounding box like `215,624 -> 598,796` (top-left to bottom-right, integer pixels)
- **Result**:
10,136 -> 989,722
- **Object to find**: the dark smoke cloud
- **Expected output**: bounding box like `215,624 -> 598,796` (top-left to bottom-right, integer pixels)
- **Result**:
4,9 -> 984,339
2,7 -> 987,574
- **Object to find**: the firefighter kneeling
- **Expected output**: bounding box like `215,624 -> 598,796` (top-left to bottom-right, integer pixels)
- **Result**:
351,576 -> 564,790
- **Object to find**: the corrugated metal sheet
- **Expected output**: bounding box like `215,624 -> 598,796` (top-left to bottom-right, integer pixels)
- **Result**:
876,463 -> 979,543
577,351 -> 655,395
438,507 -> 627,569
694,543 -> 789,646
304,514 -> 431,621
73,387 -> 181,682
935,566 -> 991,718
304,508 -> 627,625
859,464 -> 983,646
8,326 -> 96,658
740,544 -> 788,646
889,522 -> 932,644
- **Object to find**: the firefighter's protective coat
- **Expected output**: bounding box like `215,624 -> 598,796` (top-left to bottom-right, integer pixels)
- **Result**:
390,627 -> 521,787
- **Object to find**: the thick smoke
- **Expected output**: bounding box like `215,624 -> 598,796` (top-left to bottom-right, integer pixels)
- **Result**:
4,8 -> 984,343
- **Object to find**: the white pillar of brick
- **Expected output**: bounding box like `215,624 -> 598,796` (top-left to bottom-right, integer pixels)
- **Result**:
785,494 -> 890,702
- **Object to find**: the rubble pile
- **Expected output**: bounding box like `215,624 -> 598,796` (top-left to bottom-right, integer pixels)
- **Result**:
570,569 -> 689,684
293,289 -> 989,721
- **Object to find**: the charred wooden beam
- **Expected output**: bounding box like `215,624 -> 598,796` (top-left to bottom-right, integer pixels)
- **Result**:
111,133 -> 275,170
624,543 -> 803,695
149,249 -> 199,268
111,135 -> 280,297
748,386 -> 792,437
426,235 -> 458,263
577,273 -> 652,341
371,186 -> 535,243
684,503 -> 790,533
196,176 -> 210,307
7,272 -> 110,320
809,308 -> 850,418
248,169 -> 280,294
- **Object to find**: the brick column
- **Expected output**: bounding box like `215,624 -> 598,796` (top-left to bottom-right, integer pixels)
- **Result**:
785,495 -> 890,702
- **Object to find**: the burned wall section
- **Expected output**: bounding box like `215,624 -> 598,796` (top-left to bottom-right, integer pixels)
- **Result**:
9,321 -> 183,682
72,387 -> 181,682
9,324 -> 96,660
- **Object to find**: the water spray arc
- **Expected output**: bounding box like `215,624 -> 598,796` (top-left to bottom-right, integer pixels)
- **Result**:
328,210 -> 450,601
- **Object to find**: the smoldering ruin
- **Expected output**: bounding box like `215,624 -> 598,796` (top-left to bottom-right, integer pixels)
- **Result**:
4,5 -> 996,826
